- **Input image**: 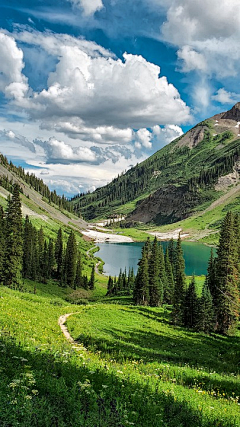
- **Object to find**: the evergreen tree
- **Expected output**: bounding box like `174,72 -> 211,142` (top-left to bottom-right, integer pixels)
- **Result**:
182,276 -> 198,329
38,227 -> 45,278
48,239 -> 55,279
167,238 -> 176,277
74,254 -> 83,289
127,267 -> 135,294
164,247 -> 175,304
55,228 -> 63,280
64,231 -> 77,288
4,184 -> 23,288
197,282 -> 215,333
205,248 -> 217,309
107,275 -> 114,296
133,242 -> 149,305
89,264 -> 95,290
215,212 -> 239,334
148,237 -> 162,306
172,234 -> 186,324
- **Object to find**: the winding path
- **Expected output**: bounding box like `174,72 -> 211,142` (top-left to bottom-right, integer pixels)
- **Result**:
58,313 -> 87,352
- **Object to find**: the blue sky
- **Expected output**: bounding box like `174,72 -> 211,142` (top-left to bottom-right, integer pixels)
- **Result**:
0,0 -> 239,196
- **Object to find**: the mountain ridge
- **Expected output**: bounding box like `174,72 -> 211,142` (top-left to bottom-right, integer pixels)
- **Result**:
72,103 -> 240,227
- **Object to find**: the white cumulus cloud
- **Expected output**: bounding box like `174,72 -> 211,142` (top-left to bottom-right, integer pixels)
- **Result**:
0,29 -> 190,133
68,0 -> 103,15
161,0 -> 240,79
212,88 -> 240,105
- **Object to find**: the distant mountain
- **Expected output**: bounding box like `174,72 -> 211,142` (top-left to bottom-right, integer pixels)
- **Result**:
0,154 -> 88,231
72,103 -> 240,226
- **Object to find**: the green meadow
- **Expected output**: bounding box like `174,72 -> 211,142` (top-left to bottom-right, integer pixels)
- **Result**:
0,283 -> 239,427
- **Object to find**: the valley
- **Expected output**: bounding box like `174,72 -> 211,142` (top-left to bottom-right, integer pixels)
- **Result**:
0,104 -> 239,427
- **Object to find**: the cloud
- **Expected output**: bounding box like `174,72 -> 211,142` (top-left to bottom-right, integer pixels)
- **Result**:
212,88 -> 240,105
68,0 -> 104,15
152,124 -> 183,146
0,129 -> 36,152
0,33 -> 29,101
0,29 -> 190,133
34,137 -> 97,163
135,129 -> 152,149
161,0 -> 240,79
177,46 -> 207,72
44,120 -> 133,144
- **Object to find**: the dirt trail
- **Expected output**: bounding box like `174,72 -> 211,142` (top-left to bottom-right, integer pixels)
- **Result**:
58,313 -> 87,352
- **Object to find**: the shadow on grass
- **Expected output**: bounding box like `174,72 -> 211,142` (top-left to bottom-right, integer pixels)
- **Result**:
0,334 -> 237,427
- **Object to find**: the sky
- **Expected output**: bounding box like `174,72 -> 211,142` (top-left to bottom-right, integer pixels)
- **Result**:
0,0 -> 239,197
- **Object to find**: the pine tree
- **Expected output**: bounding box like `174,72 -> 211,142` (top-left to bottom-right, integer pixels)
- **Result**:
168,238 -> 176,277
182,276 -> 198,329
197,282 -> 215,333
38,227 -> 45,278
107,275 -> 114,295
64,231 -> 77,288
172,234 -> 186,324
4,184 -> 23,288
205,248 -> 217,309
149,237 -> 162,306
48,239 -> 55,279
74,254 -> 83,289
133,242 -> 149,305
55,228 -> 63,280
215,212 -> 239,334
164,247 -> 174,304
89,264 -> 95,290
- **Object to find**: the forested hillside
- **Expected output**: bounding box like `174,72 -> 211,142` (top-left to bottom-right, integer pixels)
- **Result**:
72,104 -> 240,225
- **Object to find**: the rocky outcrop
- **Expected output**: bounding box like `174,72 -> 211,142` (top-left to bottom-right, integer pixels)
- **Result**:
221,103 -> 240,121
128,185 -> 200,225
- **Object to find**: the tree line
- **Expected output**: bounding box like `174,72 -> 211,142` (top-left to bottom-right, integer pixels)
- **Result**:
0,184 -> 94,291
108,212 -> 239,335
0,154 -> 74,214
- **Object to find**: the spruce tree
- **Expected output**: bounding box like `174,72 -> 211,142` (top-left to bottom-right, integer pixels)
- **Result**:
133,243 -> 149,305
148,236 -> 162,306
107,275 -> 114,296
172,234 -> 186,324
168,238 -> 176,277
89,264 -> 95,290
182,276 -> 198,329
55,228 -> 63,280
215,212 -> 239,334
164,247 -> 174,304
64,231 -> 77,288
197,282 -> 215,333
74,254 -> 83,289
4,184 -> 23,288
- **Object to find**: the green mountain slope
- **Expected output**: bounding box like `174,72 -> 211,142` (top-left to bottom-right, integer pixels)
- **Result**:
72,103 -> 240,225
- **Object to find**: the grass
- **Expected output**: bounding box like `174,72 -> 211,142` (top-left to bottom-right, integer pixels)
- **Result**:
0,283 -> 239,427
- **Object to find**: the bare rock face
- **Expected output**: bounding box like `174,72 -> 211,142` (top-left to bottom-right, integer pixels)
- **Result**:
128,185 -> 200,225
221,103 -> 240,121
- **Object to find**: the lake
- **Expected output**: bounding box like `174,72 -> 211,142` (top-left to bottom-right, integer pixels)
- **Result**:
97,241 -> 216,277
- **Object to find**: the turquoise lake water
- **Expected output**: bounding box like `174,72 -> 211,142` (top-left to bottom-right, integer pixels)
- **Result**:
97,241 -> 216,277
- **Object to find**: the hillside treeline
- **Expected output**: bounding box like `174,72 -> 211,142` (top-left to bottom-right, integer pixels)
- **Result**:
0,153 -> 73,213
72,128 -> 238,220
109,213 -> 240,335
0,184 -> 94,291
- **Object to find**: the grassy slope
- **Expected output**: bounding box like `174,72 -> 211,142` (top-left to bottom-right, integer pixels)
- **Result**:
73,123 -> 238,220
0,283 -> 239,427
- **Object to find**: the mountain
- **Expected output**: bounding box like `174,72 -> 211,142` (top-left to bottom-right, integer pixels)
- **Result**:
0,154 -> 88,232
72,103 -> 240,226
